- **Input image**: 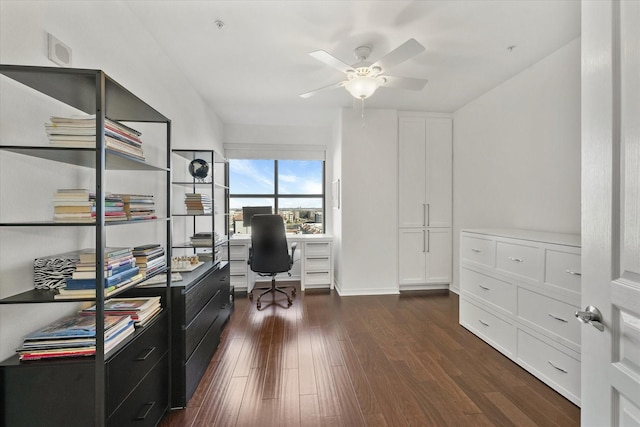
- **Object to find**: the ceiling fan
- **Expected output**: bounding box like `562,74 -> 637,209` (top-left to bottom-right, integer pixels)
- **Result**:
300,38 -> 428,100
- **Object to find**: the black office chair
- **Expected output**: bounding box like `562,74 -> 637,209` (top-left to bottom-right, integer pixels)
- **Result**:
248,214 -> 297,310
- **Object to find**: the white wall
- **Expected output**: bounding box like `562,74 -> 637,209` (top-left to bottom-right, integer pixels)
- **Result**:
451,38 -> 581,292
337,108 -> 399,295
0,1 -> 224,360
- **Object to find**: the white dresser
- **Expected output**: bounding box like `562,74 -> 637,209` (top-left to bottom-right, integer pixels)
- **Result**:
459,229 -> 581,406
223,234 -> 333,292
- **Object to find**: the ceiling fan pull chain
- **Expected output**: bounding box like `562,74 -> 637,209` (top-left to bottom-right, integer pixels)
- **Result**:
361,98 -> 366,127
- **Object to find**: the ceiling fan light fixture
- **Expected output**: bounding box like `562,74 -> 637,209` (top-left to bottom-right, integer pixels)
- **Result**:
345,74 -> 380,99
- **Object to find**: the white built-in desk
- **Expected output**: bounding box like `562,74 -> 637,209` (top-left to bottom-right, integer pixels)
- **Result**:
223,234 -> 333,292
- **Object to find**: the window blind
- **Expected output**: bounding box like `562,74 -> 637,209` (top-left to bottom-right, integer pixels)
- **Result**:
224,143 -> 326,161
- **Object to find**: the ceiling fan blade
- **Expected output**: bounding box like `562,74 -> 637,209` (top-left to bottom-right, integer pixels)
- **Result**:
380,75 -> 428,91
371,38 -> 425,72
309,50 -> 355,74
299,81 -> 346,98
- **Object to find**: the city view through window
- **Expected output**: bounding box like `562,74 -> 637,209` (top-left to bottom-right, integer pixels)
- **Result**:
228,159 -> 324,234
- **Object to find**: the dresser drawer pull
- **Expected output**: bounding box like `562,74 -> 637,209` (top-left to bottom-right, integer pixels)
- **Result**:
478,284 -> 491,291
307,271 -> 327,275
478,319 -> 490,327
548,313 -> 568,323
220,276 -> 227,281
507,256 -> 524,262
471,248 -> 482,253
135,347 -> 156,361
307,257 -> 329,260
547,361 -> 568,374
565,270 -> 582,276
135,401 -> 156,420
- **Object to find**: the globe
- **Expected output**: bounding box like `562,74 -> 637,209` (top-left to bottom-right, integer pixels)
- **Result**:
189,159 -> 209,180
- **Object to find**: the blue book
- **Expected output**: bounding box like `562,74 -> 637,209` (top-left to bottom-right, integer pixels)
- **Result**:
64,266 -> 139,290
22,314 -> 129,340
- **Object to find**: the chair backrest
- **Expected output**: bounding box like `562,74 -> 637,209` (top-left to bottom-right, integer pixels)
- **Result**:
249,214 -> 292,274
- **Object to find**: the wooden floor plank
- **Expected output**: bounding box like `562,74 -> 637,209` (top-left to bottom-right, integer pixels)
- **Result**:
159,287 -> 580,427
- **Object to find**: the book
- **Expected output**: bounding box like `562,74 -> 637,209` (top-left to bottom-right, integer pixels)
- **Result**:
83,296 -> 161,314
79,247 -> 132,263
71,260 -> 136,279
64,266 -> 140,289
53,273 -> 144,299
22,314 -> 130,340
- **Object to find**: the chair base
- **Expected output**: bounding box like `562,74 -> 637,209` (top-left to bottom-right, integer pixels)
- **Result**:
249,276 -> 296,310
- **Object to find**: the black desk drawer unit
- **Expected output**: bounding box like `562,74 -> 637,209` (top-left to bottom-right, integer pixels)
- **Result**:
0,311 -> 169,427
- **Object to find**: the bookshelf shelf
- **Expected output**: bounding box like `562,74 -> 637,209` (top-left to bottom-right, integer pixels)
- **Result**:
0,64 -> 172,427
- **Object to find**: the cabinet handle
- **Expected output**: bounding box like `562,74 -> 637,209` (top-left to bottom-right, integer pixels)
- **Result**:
565,269 -> 581,276
423,204 -> 427,226
426,230 -> 430,253
135,401 -> 156,420
426,203 -> 430,226
548,313 -> 568,323
479,284 -> 490,291
307,257 -> 329,260
478,319 -> 490,327
220,276 -> 227,281
135,347 -> 156,361
471,248 -> 482,253
547,361 -> 568,373
507,256 -> 524,263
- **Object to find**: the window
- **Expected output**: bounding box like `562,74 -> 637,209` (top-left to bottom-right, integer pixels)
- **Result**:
229,159 -> 325,234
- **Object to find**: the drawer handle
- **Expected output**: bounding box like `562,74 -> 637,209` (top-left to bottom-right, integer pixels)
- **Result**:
478,319 -> 490,327
135,401 -> 156,420
307,271 -> 327,275
565,269 -> 582,276
135,347 -> 156,361
471,248 -> 482,253
478,284 -> 491,291
507,256 -> 524,263
307,257 -> 329,260
220,276 -> 227,281
548,313 -> 568,323
547,361 -> 568,374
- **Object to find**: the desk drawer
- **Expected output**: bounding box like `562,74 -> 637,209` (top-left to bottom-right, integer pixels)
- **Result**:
305,242 -> 331,256
460,267 -> 515,314
304,270 -> 331,286
184,267 -> 225,325
545,249 -> 581,294
227,244 -> 248,260
460,298 -> 516,357
496,241 -> 540,281
461,235 -> 495,268
305,256 -> 331,271
230,274 -> 248,287
230,260 -> 247,275
185,289 -> 222,358
517,330 -> 580,402
517,288 -> 580,347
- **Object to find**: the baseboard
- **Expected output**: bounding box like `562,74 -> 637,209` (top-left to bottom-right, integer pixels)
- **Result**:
399,283 -> 450,292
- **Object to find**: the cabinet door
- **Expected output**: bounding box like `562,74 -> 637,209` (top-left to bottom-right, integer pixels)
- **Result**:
425,118 -> 452,227
399,228 -> 428,284
399,117 -> 427,227
425,228 -> 452,284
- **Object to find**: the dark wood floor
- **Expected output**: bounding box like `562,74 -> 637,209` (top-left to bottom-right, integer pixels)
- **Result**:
159,283 -> 580,426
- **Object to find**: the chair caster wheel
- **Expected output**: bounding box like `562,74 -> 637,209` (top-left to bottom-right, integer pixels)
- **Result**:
249,293 -> 253,300
287,298 -> 292,307
257,302 -> 261,310
292,289 -> 296,297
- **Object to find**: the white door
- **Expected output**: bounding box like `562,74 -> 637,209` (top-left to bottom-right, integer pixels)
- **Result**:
399,117 -> 427,227
398,228 -> 427,285
425,117 -> 453,228
425,228 -> 452,284
581,1 -> 640,425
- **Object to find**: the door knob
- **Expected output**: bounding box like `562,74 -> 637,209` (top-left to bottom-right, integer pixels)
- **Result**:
575,305 -> 605,332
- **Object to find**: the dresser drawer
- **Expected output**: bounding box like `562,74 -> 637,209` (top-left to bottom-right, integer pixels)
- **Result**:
107,311 -> 168,416
184,267 -> 226,325
185,289 -> 222,358
304,270 -> 331,286
305,256 -> 331,271
461,235 -> 495,268
496,241 -> 540,281
107,354 -> 169,427
517,288 -> 580,347
305,241 -> 331,256
545,249 -> 581,294
517,330 -> 580,402
460,267 -> 515,314
460,298 -> 516,357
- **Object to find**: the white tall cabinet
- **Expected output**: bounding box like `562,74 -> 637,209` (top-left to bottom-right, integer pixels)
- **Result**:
398,114 -> 453,290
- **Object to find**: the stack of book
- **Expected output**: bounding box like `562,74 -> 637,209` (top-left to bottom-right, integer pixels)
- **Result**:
190,232 -> 214,247
81,296 -> 161,328
132,244 -> 166,277
115,194 -> 156,220
53,189 -> 126,222
16,313 -> 134,360
55,247 -> 142,299
185,193 -> 212,215
45,115 -> 145,161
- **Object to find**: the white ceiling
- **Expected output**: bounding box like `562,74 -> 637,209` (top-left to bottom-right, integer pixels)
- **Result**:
125,0 -> 581,127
